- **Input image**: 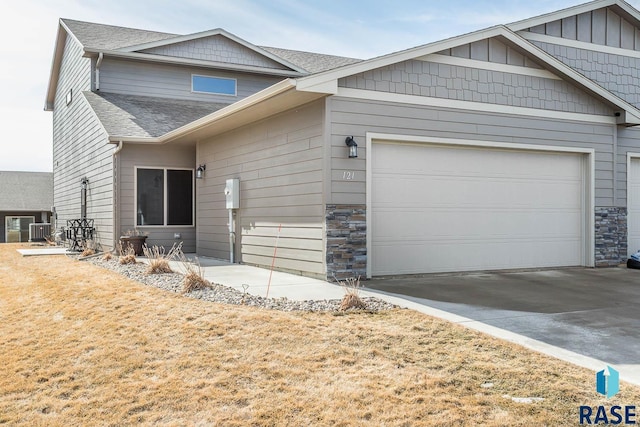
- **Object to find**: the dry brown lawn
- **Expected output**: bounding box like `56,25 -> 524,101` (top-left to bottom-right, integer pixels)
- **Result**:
0,243 -> 637,426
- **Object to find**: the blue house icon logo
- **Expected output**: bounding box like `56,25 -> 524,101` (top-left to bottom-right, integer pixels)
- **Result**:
596,366 -> 620,398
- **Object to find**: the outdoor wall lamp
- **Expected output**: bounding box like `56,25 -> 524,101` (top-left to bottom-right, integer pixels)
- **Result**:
345,136 -> 358,158
196,164 -> 206,179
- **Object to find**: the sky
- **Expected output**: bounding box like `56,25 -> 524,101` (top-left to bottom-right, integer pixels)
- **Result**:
2,0 -> 640,172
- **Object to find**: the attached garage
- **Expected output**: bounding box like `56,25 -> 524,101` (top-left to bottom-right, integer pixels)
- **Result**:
366,135 -> 594,277
628,156 -> 640,256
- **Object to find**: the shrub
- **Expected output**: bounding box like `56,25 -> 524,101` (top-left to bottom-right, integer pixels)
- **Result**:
142,242 -> 182,274
102,252 -> 113,261
336,276 -> 366,311
118,242 -> 137,265
174,251 -> 210,293
81,248 -> 95,257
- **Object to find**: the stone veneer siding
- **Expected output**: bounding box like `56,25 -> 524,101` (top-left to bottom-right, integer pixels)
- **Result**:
325,205 -> 628,276
326,205 -> 366,280
595,207 -> 627,267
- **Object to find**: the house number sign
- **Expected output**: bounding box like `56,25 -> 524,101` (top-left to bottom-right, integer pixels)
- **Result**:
343,171 -> 356,180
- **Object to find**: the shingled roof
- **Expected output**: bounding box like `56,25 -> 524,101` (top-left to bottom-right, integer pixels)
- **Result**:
62,18 -> 177,51
0,172 -> 53,212
83,92 -> 230,139
60,18 -> 361,74
260,46 -> 361,73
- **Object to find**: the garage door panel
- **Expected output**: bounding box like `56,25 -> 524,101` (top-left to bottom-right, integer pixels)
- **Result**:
373,239 -> 582,275
374,176 -> 582,209
371,141 -> 586,275
373,209 -> 582,240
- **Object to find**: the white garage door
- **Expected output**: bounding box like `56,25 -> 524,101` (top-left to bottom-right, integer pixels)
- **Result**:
628,158 -> 640,255
370,141 -> 588,276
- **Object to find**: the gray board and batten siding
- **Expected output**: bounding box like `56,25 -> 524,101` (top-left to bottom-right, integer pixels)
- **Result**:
118,144 -> 197,252
523,7 -> 640,51
97,58 -> 283,103
53,34 -> 115,250
197,100 -> 325,277
515,6 -> 640,207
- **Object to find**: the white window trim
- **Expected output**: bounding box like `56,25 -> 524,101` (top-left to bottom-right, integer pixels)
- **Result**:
134,166 -> 195,228
191,74 -> 237,96
365,132 -> 595,278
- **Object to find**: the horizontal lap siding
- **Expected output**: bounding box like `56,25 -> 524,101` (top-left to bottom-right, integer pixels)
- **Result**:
53,36 -> 114,250
615,126 -> 640,205
328,97 -> 615,206
99,59 -> 281,103
197,100 -> 325,277
119,144 -> 196,252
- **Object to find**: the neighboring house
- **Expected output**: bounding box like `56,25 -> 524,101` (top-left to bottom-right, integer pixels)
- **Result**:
45,0 -> 640,280
0,172 -> 53,243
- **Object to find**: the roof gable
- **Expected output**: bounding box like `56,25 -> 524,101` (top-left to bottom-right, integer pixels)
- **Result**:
508,1 -> 640,109
296,24 -> 640,124
136,34 -> 290,71
119,29 -> 307,73
510,1 -> 640,51
508,0 -> 640,33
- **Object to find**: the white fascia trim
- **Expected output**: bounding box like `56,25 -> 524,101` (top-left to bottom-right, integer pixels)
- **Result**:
84,49 -> 304,78
419,53 -> 562,80
365,132 -> 596,277
519,30 -> 640,60
297,26 -> 508,92
507,0 -> 616,31
107,78 -> 298,144
118,28 -> 307,74
336,87 -> 618,124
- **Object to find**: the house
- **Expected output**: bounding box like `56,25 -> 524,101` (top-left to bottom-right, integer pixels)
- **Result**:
0,171 -> 53,243
45,0 -> 640,280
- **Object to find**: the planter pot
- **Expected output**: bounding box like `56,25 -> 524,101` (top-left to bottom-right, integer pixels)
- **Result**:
120,236 -> 147,256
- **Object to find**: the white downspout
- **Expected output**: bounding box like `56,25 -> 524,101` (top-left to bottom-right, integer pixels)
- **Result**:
95,52 -> 104,91
112,141 -> 123,251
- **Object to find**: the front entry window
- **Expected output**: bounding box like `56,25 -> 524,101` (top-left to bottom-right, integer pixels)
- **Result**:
136,168 -> 193,226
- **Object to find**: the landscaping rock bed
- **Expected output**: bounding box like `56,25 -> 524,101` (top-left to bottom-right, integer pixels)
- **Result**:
86,256 -> 397,313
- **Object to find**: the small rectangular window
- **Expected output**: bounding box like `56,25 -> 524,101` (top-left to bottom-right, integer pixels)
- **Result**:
192,75 -> 236,95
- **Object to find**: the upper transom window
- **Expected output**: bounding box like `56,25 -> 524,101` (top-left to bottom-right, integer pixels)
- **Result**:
191,75 -> 237,96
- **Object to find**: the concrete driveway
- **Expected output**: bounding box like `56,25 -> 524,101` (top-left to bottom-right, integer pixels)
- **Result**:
365,267 -> 640,384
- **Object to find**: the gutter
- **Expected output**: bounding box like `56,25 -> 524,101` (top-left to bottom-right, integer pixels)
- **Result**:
95,52 -> 104,91
112,141 -> 124,250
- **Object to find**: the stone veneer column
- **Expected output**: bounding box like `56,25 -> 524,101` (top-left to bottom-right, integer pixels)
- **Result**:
325,205 -> 367,280
594,207 -> 627,267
